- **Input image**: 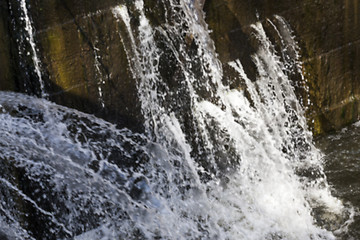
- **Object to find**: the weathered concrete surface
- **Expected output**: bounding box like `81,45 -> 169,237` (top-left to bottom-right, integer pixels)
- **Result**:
204,0 -> 360,134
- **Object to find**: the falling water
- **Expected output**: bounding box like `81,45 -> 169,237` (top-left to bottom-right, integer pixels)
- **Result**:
113,0 -> 351,238
18,0 -> 46,98
0,0 -> 354,239
93,37 -> 106,108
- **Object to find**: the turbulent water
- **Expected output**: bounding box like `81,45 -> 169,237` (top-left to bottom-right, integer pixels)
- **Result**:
0,0 -> 355,239
316,122 -> 360,239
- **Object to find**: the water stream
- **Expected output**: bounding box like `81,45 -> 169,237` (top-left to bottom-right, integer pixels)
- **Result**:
0,0 -> 356,239
316,122 -> 360,239
18,0 -> 46,98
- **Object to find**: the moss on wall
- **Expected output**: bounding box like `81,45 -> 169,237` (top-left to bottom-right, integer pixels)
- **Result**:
45,25 -> 83,94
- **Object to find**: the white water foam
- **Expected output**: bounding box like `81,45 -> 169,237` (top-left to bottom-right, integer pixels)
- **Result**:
110,0 -> 349,239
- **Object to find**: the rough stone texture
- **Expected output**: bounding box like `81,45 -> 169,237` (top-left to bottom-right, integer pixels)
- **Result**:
0,2 -> 15,91
3,0 -> 143,131
204,0 -> 360,134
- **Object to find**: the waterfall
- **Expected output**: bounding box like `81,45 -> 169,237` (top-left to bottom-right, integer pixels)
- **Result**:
111,0 -> 350,238
0,0 -> 354,239
18,0 -> 46,98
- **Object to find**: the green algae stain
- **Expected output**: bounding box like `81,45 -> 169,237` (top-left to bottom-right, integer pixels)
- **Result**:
46,26 -> 72,90
313,116 -> 323,136
44,24 -> 88,97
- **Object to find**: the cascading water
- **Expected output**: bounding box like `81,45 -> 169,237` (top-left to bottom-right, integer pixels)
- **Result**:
93,40 -> 106,109
17,0 -> 46,98
0,0 -> 355,239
